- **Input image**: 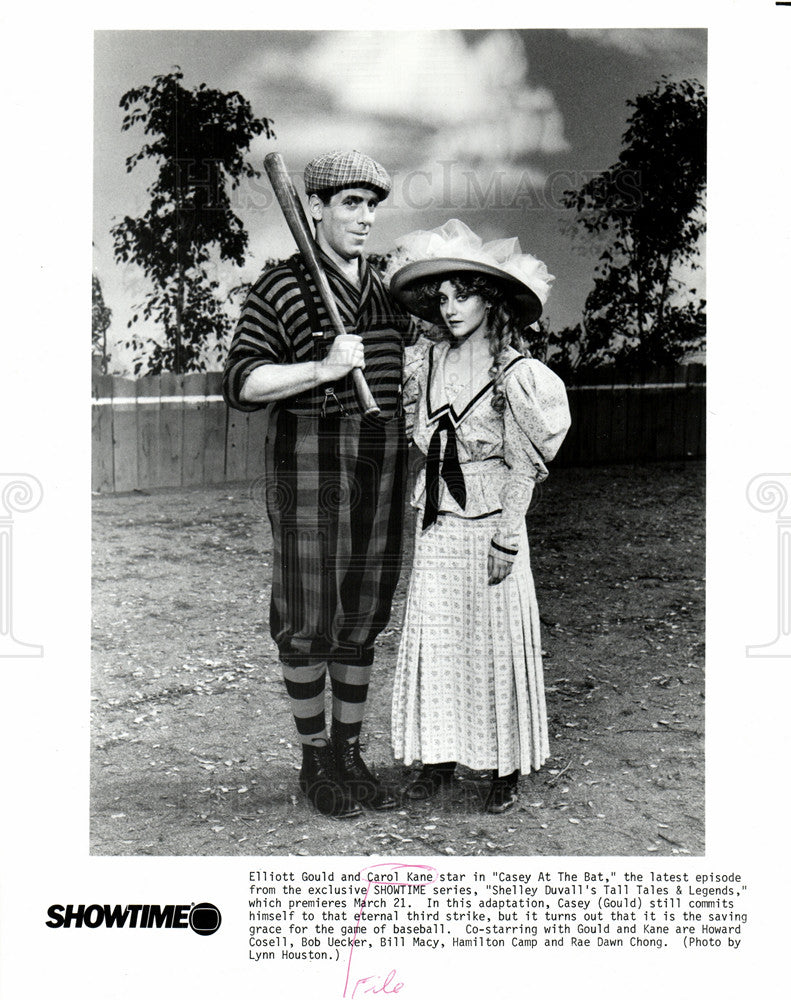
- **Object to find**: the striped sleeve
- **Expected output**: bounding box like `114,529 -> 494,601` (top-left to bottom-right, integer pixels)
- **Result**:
222,268 -> 296,412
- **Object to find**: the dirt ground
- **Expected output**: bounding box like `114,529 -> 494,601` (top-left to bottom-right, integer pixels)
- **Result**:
91,461 -> 704,857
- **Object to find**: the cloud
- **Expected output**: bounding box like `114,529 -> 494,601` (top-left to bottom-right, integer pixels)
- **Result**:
245,115 -> 399,177
242,30 -> 569,172
566,28 -> 705,63
385,159 -> 550,217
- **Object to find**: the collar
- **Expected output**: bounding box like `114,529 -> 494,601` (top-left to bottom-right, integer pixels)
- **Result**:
425,342 -> 523,427
317,248 -> 369,288
316,249 -> 375,326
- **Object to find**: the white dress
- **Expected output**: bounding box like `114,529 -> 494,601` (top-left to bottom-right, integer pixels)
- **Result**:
391,339 -> 571,775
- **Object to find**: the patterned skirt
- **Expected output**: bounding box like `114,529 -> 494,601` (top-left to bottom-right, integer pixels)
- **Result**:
264,408 -> 407,666
391,513 -> 549,774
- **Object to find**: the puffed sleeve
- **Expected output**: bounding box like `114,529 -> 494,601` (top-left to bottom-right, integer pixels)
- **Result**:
402,336 -> 432,440
493,359 -> 571,553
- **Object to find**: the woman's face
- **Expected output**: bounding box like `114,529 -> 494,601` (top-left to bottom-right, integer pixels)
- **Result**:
438,280 -> 488,340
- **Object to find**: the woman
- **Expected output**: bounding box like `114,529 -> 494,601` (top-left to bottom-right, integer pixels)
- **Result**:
388,220 -> 571,814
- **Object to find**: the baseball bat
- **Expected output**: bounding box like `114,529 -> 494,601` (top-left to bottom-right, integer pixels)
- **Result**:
264,152 -> 381,418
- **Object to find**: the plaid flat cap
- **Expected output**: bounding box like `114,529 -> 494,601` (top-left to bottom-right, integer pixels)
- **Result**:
304,150 -> 391,199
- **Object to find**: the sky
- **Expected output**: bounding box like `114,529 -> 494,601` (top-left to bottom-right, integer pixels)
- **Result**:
93,29 -> 707,373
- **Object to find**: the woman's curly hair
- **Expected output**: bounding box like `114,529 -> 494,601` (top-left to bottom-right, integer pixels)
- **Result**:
412,273 -> 532,413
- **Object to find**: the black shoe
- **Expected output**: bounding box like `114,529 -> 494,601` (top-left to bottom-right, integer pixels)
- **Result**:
333,737 -> 396,811
404,762 -> 457,801
485,770 -> 519,814
299,743 -> 362,818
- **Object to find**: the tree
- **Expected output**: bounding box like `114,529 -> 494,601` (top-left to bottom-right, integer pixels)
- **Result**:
562,77 -> 706,373
112,68 -> 274,374
92,274 -> 112,374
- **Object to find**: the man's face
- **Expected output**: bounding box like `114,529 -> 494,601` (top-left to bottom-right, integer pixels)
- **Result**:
310,187 -> 380,260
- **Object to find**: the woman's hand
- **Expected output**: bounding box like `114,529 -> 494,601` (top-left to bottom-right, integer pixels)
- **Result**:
488,551 -> 514,585
488,538 -> 517,585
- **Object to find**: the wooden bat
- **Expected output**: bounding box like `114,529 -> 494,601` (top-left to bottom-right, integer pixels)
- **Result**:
264,152 -> 381,418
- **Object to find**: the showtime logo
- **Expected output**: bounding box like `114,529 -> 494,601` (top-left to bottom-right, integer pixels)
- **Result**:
45,902 -> 221,936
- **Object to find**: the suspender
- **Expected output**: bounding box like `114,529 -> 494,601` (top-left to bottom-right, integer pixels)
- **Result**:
287,258 -> 323,336
285,258 -> 346,417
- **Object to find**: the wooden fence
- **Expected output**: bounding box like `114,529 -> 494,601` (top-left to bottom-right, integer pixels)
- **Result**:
91,368 -> 705,494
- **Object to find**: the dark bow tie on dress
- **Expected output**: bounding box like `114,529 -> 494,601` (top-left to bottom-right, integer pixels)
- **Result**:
422,414 -> 467,530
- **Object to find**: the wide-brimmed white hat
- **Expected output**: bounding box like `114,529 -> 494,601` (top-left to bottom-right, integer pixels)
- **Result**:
388,219 -> 553,325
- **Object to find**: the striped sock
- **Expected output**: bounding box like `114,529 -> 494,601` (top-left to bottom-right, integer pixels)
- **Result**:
282,662 -> 328,746
329,661 -> 372,743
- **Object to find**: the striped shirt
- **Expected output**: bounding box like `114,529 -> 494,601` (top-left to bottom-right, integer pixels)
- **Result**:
222,250 -> 412,418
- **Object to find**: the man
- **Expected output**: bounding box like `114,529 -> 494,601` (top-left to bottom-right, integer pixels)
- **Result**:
223,150 -> 411,818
